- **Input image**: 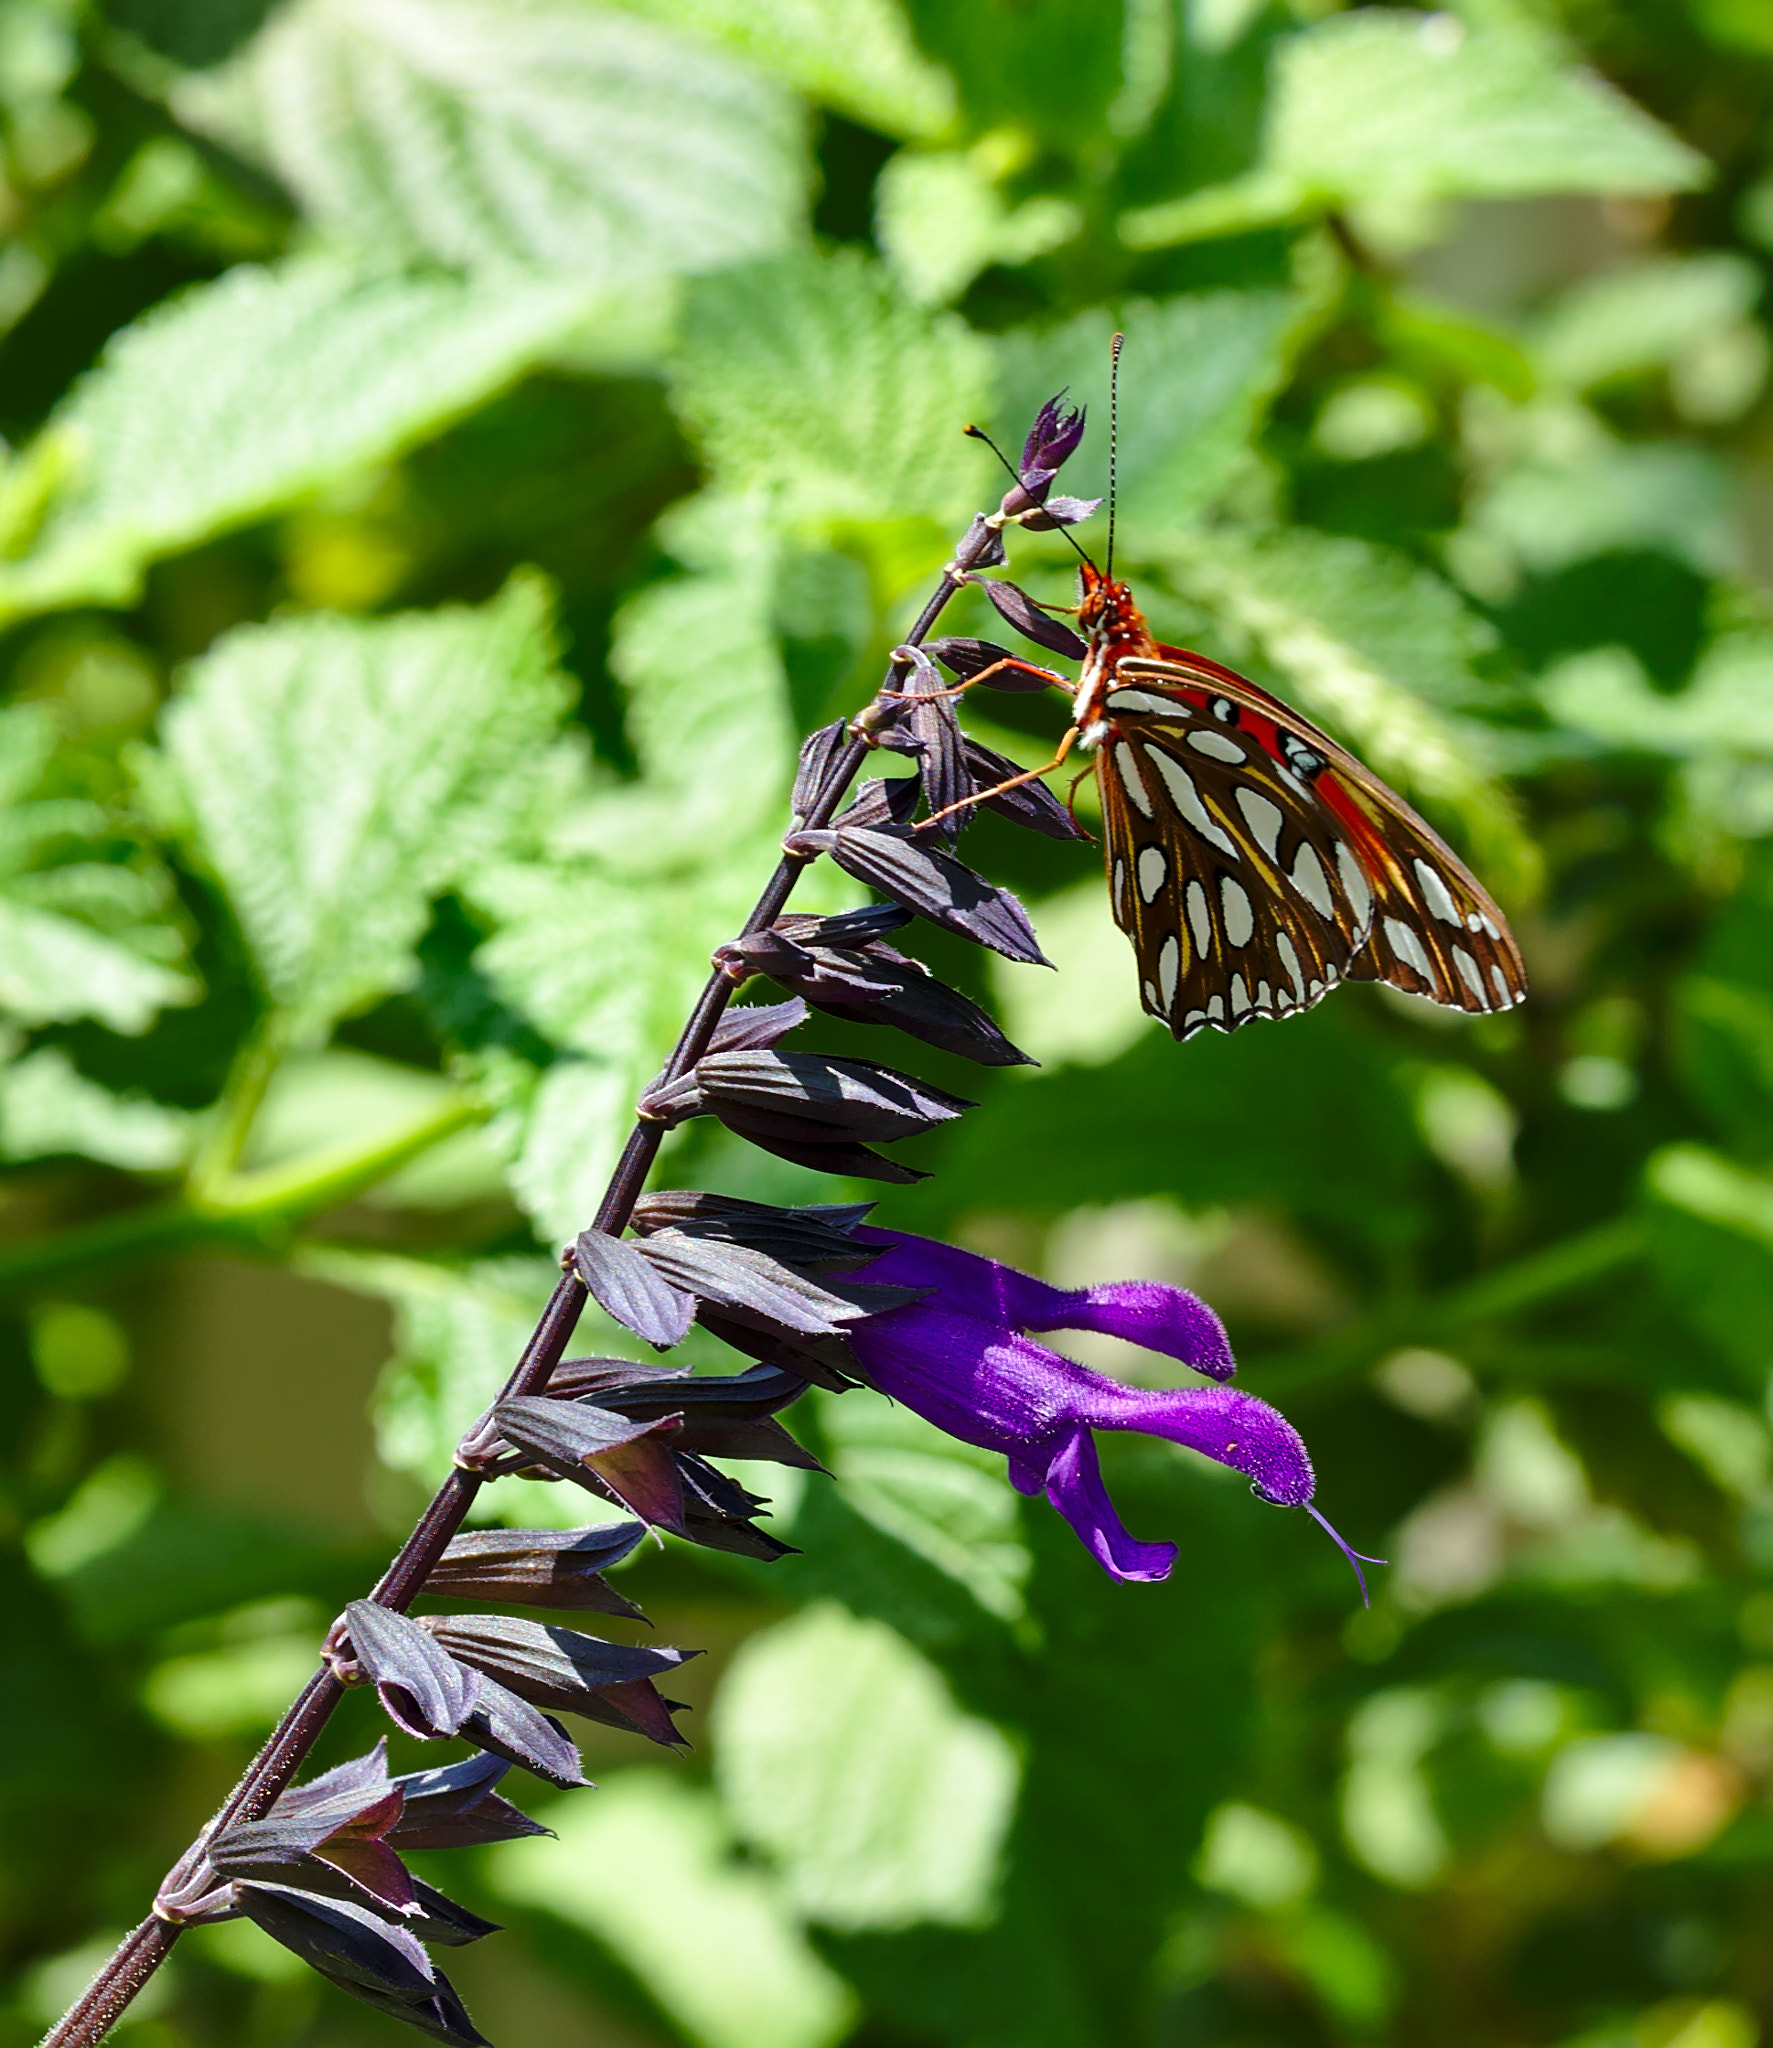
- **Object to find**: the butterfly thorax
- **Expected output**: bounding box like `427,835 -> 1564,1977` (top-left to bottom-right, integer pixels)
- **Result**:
1072,563 -> 1158,748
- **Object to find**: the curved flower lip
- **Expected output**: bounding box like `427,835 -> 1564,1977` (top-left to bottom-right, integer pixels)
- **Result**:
840,1227 -> 1379,1598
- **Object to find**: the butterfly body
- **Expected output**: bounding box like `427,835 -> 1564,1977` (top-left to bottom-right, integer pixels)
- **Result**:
1068,562 -> 1527,1040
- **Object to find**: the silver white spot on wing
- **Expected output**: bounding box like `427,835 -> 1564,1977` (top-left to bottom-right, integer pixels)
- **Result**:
1149,750 -> 1238,858
1207,995 -> 1226,1022
1290,843 -> 1333,917
1256,980 -> 1274,1009
1490,964 -> 1510,1005
1187,729 -> 1246,765
1415,858 -> 1462,926
1384,916 -> 1435,984
1113,858 -> 1129,921
1276,931 -> 1306,1001
1183,1009 -> 1207,1035
1276,988 -> 1294,1011
1143,979 -> 1161,1012
1158,935 -> 1181,1012
1454,947 -> 1486,1001
1186,879 -> 1212,954
1114,745 -> 1153,818
1234,786 -> 1284,858
1105,689 -> 1174,716
1307,979 -> 1324,999
1220,875 -> 1254,947
1137,845 -> 1167,903
1335,841 -> 1372,929
1482,913 -> 1502,941
1230,974 -> 1251,1017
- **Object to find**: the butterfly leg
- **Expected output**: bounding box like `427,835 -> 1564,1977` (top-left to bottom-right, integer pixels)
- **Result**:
923,725 -> 1081,828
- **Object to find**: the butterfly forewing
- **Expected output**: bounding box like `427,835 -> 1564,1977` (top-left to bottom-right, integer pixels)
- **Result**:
1097,656 -> 1526,1038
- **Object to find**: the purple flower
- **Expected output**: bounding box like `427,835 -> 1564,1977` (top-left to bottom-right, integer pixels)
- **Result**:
844,1228 -> 1377,1594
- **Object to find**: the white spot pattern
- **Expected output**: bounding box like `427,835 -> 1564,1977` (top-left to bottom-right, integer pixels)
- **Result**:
1230,974 -> 1251,1016
1220,875 -> 1254,947
1187,729 -> 1246,765
1291,843 -> 1333,917
1149,750 -> 1238,857
1113,859 -> 1128,920
1235,786 -> 1284,858
1105,690 -> 1174,715
1158,935 -> 1181,1011
1137,845 -> 1167,903
1207,995 -> 1225,1022
1335,841 -> 1372,928
1490,964 -> 1510,1005
1384,916 -> 1435,983
1454,947 -> 1486,1000
1186,879 -> 1212,953
1115,746 -> 1153,818
1415,858 -> 1462,925
1276,931 -> 1306,1000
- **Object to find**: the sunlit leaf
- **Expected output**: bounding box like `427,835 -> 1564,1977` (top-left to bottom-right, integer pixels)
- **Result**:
153,575 -> 573,1040
671,249 -> 994,522
0,1048 -> 192,1170
0,258 -> 614,622
714,1601 -> 1020,1928
1123,9 -> 1707,247
173,0 -> 807,281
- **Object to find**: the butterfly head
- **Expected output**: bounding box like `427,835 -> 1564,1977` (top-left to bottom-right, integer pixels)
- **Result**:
1076,560 -> 1153,658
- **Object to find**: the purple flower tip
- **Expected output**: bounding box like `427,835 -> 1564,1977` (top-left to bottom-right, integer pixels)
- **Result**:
1021,394 -> 1087,479
842,1228 -> 1326,1586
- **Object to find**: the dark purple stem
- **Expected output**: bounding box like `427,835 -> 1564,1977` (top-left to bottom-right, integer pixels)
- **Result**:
41,513 -> 1006,2048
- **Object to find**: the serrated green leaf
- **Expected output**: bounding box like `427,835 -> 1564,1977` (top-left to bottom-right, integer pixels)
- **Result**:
0,899 -> 193,1035
0,258 -> 611,622
1123,10 -> 1707,248
173,0 -> 806,281
671,249 -> 994,523
993,292 -> 1298,535
155,575 -> 573,1041
714,1602 -> 1020,1930
1156,527 -> 1537,889
615,0 -> 955,138
0,1048 -> 192,1170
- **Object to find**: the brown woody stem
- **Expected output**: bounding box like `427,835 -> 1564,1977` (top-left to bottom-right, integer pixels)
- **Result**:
41,510 -> 1009,2048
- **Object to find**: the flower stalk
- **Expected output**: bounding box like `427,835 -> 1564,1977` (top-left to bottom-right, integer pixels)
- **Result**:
41,479 -> 1034,2048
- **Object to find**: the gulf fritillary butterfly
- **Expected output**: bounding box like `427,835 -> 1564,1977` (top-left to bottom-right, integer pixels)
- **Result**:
1066,559 -> 1528,1040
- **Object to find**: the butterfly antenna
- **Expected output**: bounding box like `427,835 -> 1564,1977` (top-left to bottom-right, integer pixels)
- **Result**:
1305,1502 -> 1387,1609
964,422 -> 1095,569
1106,330 -> 1123,581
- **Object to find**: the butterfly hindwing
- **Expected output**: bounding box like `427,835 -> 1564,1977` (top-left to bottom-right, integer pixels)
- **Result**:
1097,657 -> 1526,1037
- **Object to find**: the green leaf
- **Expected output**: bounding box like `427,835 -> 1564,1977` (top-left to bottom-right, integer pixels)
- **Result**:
877,143 -> 1080,308
1645,1144 -> 1773,1385
0,257 -> 613,621
994,292 -> 1298,536
0,1048 -> 192,1171
489,1773 -> 857,2048
305,1247 -> 557,1488
818,1389 -> 1033,1621
714,1602 -> 1021,1929
0,899 -> 194,1034
1540,635 -> 1773,758
616,0 -> 956,138
1534,253 -> 1763,393
1155,526 -> 1538,888
173,0 -> 807,280
154,575 -> 573,1041
671,249 -> 994,522
1123,10 -> 1707,248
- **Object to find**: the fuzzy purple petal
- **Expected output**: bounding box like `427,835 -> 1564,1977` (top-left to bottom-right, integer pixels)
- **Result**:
1041,1427 -> 1178,1583
1076,1383 -> 1316,1507
854,1228 -> 1235,1380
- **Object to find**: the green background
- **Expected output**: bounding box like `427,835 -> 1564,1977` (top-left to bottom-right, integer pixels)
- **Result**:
3,1 -> 1773,2045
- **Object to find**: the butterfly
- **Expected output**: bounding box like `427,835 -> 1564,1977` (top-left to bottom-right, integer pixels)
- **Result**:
1064,559 -> 1527,1040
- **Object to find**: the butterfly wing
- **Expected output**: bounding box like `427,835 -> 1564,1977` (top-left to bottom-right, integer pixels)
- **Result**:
1096,653 -> 1526,1037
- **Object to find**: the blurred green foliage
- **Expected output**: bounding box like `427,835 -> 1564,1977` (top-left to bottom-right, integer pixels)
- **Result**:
3,1 -> 1773,2045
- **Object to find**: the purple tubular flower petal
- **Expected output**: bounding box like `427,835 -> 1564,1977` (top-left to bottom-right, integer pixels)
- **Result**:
705,998 -> 808,1055
853,1228 -> 1236,1381
837,772 -> 922,831
1042,1427 -> 1178,1582
341,1603 -> 481,1740
970,578 -> 1088,661
832,1227 -> 1322,1585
